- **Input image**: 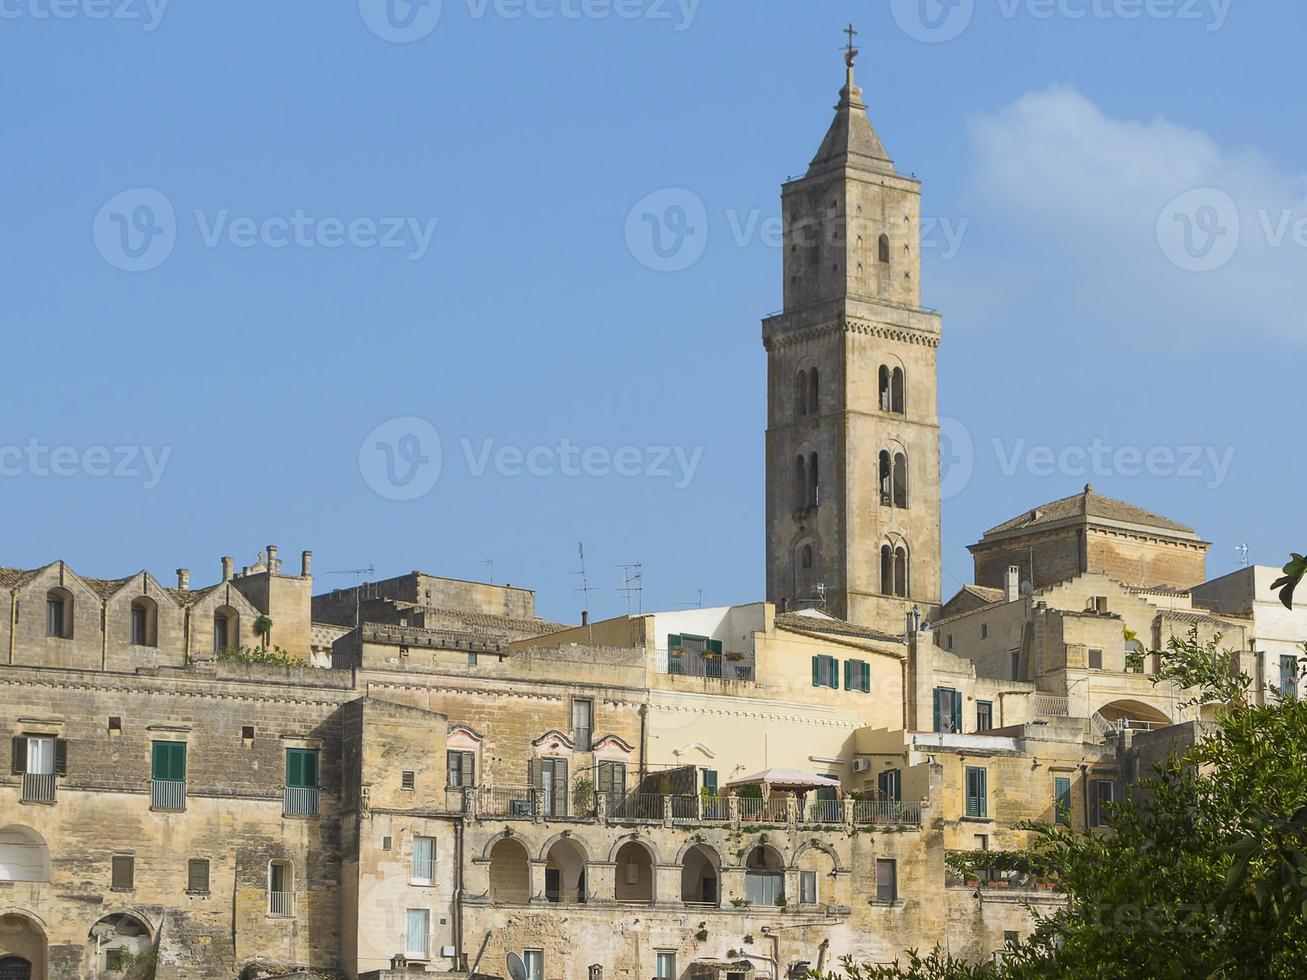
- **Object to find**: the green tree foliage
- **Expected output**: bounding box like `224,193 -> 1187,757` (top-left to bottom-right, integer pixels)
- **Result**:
812,632 -> 1307,980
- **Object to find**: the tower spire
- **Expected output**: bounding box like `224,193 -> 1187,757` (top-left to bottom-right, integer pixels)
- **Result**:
808,23 -> 894,177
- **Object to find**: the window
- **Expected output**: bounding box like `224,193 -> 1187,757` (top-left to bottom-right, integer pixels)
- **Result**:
1280,654 -> 1299,698
794,369 -> 808,418
844,658 -> 871,693
109,716 -> 122,732
933,688 -> 963,734
24,736 -> 56,776
529,757 -> 568,817
572,698 -> 593,751
875,858 -> 897,901
130,597 -> 157,647
811,655 -> 839,689
947,634 -> 954,651
598,759 -> 627,798
447,750 -> 475,788
1088,649 -> 1103,670
1010,650 -> 1021,681
808,451 -> 819,508
700,768 -> 717,795
187,858 -> 210,893
412,836 -> 436,884
151,741 -> 186,782
285,748 -> 319,788
1091,779 -> 1115,827
794,455 -> 807,508
799,869 -> 818,905
405,908 -> 430,959
241,725 -> 255,741
46,589 -> 72,638
893,452 -> 908,508
800,543 -> 813,569
965,766 -> 988,819
268,861 -> 293,916
106,948 -> 126,972
877,768 -> 901,802
213,606 -> 238,653
878,233 -> 890,263
976,700 -> 993,732
1054,776 -> 1072,826
980,623 -> 988,640
111,855 -> 134,890
808,368 -> 819,415
655,951 -> 676,980
401,770 -> 416,791
524,949 -> 544,980
382,836 -> 392,851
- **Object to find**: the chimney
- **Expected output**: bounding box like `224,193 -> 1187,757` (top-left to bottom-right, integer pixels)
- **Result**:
266,545 -> 279,575
221,556 -> 234,582
301,550 -> 313,578
581,610 -> 589,627
1005,565 -> 1021,603
778,597 -> 789,614
176,568 -> 190,591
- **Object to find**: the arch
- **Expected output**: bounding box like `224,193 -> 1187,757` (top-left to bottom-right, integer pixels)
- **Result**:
807,452 -> 819,508
808,368 -> 819,415
893,452 -> 909,509
614,840 -> 654,904
891,366 -> 906,414
0,912 -> 44,980
544,837 -> 587,904
744,844 -> 786,907
793,455 -> 807,508
130,596 -> 158,647
800,543 -> 813,570
878,365 -> 892,412
791,839 -> 842,872
212,606 -> 239,654
680,843 -> 721,906
878,450 -> 892,506
794,370 -> 808,418
1097,700 -> 1172,729
44,588 -> 73,639
86,912 -> 152,977
894,545 -> 909,599
878,233 -> 890,264
606,834 -> 660,866
880,545 -> 894,596
0,828 -> 50,883
488,837 -> 531,904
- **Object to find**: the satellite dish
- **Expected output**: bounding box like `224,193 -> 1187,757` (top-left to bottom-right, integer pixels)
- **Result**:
507,953 -> 528,980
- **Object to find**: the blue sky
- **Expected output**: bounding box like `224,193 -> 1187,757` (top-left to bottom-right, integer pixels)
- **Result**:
1,0 -> 1302,623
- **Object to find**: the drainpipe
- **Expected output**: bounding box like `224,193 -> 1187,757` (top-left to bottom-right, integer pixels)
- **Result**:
453,815 -> 465,970
638,703 -> 649,783
1080,764 -> 1090,831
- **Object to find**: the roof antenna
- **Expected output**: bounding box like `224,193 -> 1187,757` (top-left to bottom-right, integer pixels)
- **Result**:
480,558 -> 495,584
326,565 -> 376,629
1235,543 -> 1249,568
574,543 -> 595,644
616,563 -> 643,615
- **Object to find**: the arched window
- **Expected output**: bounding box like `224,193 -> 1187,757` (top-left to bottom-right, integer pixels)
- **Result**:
88,914 -> 151,975
808,368 -> 819,415
878,234 -> 890,263
880,545 -> 894,596
213,606 -> 239,654
614,841 -> 654,904
681,843 -> 721,906
878,365 -> 892,412
808,453 -> 819,508
45,589 -> 72,639
794,370 -> 808,419
879,450 -> 892,507
131,596 -> 158,647
891,367 -> 906,414
0,826 -> 50,882
794,456 -> 807,509
800,544 -> 813,570
893,453 -> 909,509
545,838 -> 587,904
489,838 -> 530,904
744,845 -> 786,906
894,546 -> 909,598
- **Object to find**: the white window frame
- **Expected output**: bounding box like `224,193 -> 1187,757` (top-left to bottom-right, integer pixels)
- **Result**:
523,948 -> 544,980
268,860 -> 294,917
655,950 -> 676,980
876,858 -> 898,902
405,908 -> 431,960
411,836 -> 436,885
799,869 -> 818,905
27,735 -> 55,775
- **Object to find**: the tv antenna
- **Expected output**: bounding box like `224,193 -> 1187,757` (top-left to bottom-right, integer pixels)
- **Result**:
574,543 -> 595,644
326,565 -> 375,628
1235,543 -> 1250,568
480,558 -> 495,584
678,588 -> 704,609
617,563 -> 644,615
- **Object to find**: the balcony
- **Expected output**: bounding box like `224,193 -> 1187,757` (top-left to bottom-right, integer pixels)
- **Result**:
854,799 -> 922,828
738,796 -> 789,824
658,649 -> 757,683
283,786 -> 319,817
21,772 -> 56,804
150,779 -> 187,811
268,891 -> 294,917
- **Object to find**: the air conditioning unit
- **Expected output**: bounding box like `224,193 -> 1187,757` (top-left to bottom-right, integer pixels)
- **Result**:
852,758 -> 871,773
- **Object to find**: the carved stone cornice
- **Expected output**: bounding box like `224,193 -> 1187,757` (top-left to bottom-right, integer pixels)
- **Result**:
763,317 -> 941,353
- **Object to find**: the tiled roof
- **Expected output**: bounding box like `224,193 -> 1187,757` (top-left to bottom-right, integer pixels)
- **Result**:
0,567 -> 35,588
962,585 -> 1005,603
981,485 -> 1194,537
776,611 -> 903,645
83,576 -> 135,599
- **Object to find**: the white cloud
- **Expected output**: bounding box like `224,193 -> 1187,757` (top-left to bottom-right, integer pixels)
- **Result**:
964,86 -> 1307,345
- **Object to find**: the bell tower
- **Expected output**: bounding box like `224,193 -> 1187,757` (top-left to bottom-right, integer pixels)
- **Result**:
763,29 -> 942,635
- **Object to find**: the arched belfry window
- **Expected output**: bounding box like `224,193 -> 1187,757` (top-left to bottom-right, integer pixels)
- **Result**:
891,367 -> 905,415
878,234 -> 890,264
794,370 -> 808,419
893,453 -> 909,509
808,452 -> 819,508
800,544 -> 813,570
879,451 -> 892,507
808,368 -> 819,415
881,542 -> 910,598
894,546 -> 909,598
794,456 -> 807,509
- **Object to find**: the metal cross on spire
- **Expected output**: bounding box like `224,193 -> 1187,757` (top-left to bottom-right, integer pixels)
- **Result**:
843,22 -> 859,67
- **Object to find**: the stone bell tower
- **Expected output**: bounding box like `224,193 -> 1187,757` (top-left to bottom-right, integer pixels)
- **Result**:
763,31 -> 943,635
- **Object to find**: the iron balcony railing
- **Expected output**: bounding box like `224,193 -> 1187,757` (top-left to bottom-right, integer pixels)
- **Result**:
21,772 -> 56,804
283,786 -> 319,817
660,650 -> 757,682
806,798 -> 842,824
479,786 -> 537,819
607,792 -> 669,823
412,852 -> 436,885
854,799 -> 922,827
699,795 -> 730,821
268,891 -> 294,917
737,797 -> 788,823
150,778 -> 186,811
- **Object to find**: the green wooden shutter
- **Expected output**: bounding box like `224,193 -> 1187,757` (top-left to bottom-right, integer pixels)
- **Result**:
932,689 -> 942,732
667,633 -> 681,651
304,749 -> 318,788
54,738 -> 68,776
861,662 -> 871,693
708,639 -> 723,655
152,742 -> 185,781
811,656 -> 820,687
528,758 -> 539,789
286,749 -> 302,788
953,695 -> 963,735
11,736 -> 27,775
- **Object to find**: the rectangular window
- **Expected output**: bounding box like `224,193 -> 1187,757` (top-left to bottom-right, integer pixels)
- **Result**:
131,605 -> 148,645
1091,779 -> 1115,827
151,741 -> 186,781
965,766 -> 988,819
1010,650 -> 1021,681
46,596 -> 64,637
700,768 -> 718,795
877,768 -> 901,802
412,836 -> 436,884
1281,655 -> 1299,698
799,869 -> 818,905
447,749 -> 475,788
269,861 -> 293,916
933,688 -> 963,733
285,748 -> 319,788
811,655 -> 839,689
844,659 -> 871,693
875,858 -> 898,902
27,735 -> 55,776
655,951 -> 676,980
401,770 -> 416,791
112,855 -> 134,890
106,948 -> 125,972
529,757 -> 568,817
981,623 -> 988,639
1088,649 -> 1103,669
524,949 -> 544,980
188,858 -> 210,893
405,908 -> 430,959
597,759 -> 626,798
745,871 -> 785,907
1055,776 -> 1072,826
572,698 -> 593,750
976,700 -> 993,732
